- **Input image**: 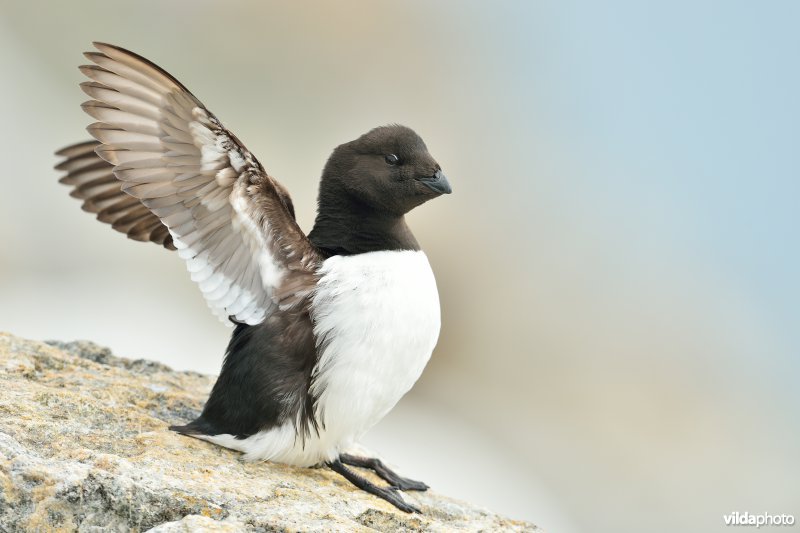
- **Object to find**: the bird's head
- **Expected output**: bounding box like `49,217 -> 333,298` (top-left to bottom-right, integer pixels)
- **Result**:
320,124 -> 451,216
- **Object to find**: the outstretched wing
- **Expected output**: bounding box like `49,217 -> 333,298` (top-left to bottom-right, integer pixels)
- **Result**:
60,42 -> 321,325
56,140 -> 176,249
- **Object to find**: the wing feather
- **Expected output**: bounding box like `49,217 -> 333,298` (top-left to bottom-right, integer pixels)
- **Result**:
56,42 -> 322,325
55,142 -> 176,250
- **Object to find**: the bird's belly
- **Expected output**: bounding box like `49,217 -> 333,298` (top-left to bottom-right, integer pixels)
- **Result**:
200,250 -> 441,467
309,250 -> 441,442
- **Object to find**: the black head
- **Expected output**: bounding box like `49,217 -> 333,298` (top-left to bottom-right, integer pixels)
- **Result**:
320,125 -> 451,217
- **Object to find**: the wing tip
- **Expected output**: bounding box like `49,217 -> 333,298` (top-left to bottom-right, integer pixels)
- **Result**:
79,80 -> 110,98
78,63 -> 110,76
54,140 -> 96,158
83,50 -> 106,61
92,41 -> 119,53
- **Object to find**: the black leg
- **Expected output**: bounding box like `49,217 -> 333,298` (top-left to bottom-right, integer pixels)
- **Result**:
328,459 -> 420,513
339,453 -> 429,491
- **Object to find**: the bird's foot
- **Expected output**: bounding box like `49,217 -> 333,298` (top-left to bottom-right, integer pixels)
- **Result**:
328,458 -> 421,513
339,453 -> 429,491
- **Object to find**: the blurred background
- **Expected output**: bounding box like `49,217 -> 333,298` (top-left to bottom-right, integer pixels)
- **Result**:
1,1 -> 798,532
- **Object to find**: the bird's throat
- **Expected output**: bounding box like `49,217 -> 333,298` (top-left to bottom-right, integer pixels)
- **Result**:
309,208 -> 420,256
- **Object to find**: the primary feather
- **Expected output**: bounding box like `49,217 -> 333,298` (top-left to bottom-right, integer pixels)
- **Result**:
56,42 -> 322,325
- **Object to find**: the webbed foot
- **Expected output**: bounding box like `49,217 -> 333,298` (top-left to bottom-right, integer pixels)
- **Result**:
339,453 -> 429,491
328,458 -> 421,513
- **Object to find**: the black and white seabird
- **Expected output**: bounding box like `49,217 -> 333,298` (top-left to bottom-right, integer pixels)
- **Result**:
55,43 -> 452,513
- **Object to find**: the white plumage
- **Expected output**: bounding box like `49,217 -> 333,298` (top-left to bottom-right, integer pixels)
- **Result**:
199,250 -> 441,466
57,44 -> 451,513
79,43 -> 312,328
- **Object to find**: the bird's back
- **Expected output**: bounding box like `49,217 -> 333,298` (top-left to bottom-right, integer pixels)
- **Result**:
171,307 -> 318,439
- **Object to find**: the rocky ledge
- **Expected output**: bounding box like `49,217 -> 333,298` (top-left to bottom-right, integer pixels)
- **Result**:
0,333 -> 537,532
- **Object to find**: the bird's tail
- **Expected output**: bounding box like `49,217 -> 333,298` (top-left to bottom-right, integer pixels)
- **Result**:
169,416 -> 218,437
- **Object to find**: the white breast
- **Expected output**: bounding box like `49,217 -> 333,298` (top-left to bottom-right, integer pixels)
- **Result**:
201,250 -> 441,466
310,250 -> 441,440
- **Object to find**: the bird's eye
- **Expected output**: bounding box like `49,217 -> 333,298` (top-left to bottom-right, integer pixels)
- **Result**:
385,154 -> 400,165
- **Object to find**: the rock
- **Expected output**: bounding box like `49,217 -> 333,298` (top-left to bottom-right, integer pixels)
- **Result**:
0,333 -> 538,532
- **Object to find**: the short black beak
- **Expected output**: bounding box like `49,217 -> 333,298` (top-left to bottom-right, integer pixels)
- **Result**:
417,169 -> 452,194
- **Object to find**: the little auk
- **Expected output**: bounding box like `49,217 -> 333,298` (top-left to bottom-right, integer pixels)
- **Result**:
55,42 -> 452,513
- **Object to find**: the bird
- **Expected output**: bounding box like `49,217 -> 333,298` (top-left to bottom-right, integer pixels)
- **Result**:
55,42 -> 452,514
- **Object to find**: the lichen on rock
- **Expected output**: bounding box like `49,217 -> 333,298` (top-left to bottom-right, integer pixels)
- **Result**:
0,333 -> 537,532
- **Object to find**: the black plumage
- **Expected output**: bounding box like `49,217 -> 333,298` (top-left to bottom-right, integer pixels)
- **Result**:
177,311 -> 320,443
55,42 -> 452,514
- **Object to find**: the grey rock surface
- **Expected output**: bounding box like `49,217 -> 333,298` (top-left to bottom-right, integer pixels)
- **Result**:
0,333 -> 538,532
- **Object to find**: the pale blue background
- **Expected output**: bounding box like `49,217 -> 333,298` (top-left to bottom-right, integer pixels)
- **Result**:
0,2 -> 797,532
